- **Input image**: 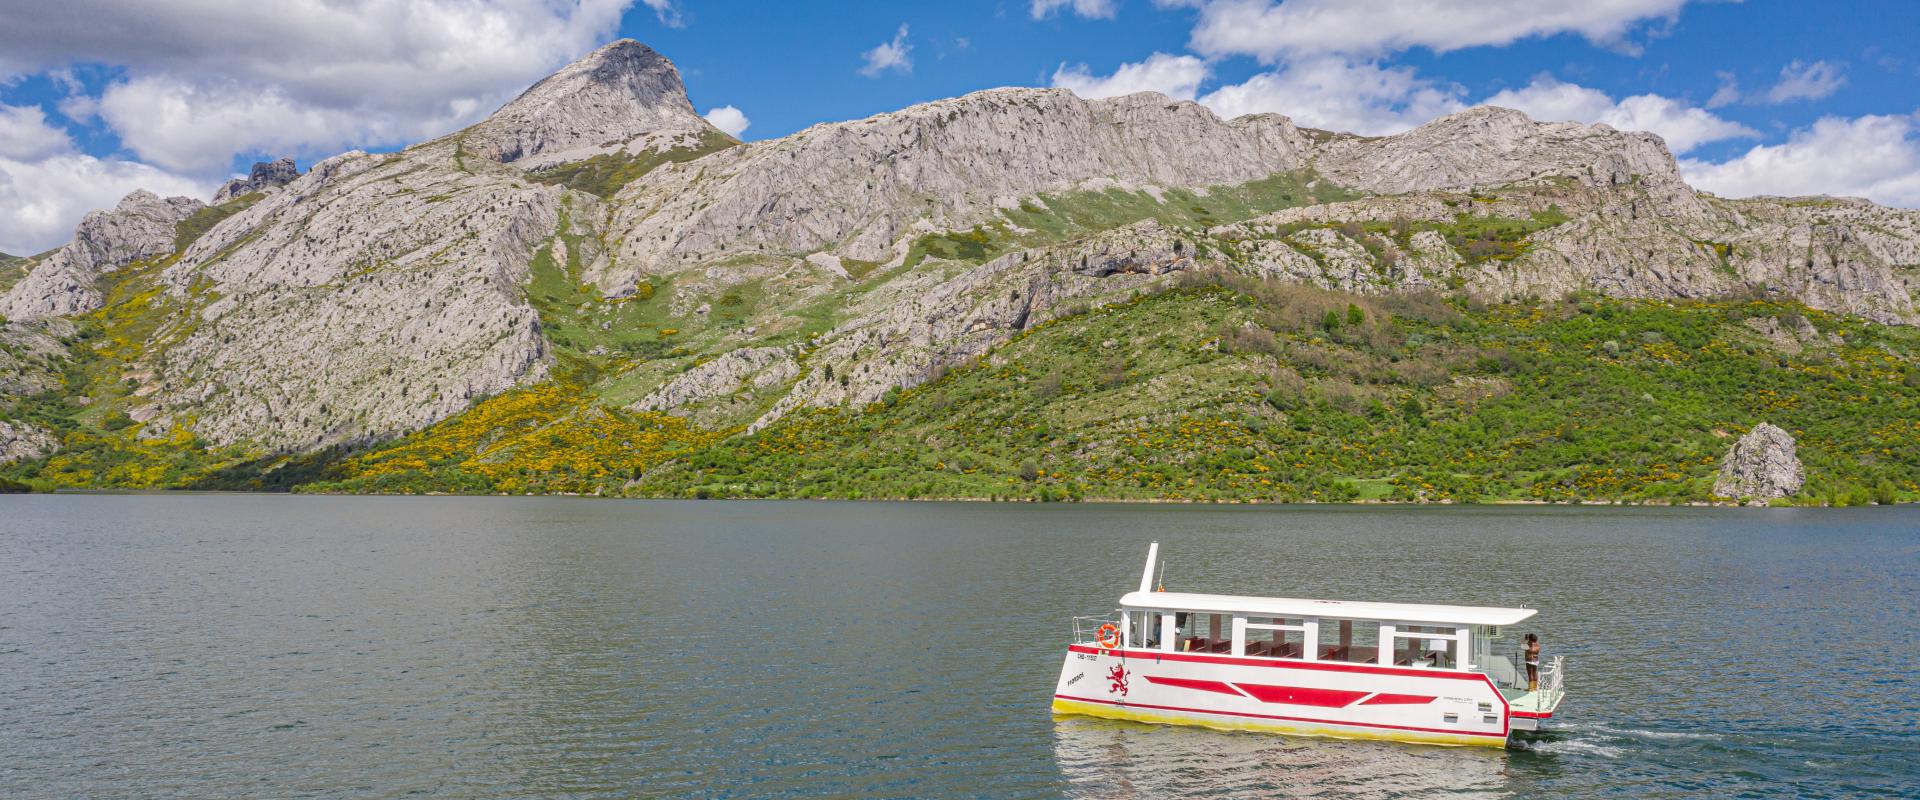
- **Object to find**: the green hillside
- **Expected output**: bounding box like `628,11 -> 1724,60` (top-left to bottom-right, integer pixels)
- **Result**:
274,273 -> 1920,505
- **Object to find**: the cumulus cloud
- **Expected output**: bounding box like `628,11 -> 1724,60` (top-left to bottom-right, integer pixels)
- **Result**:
1484,76 -> 1757,154
0,153 -> 209,255
0,104 -> 73,161
860,24 -> 914,78
703,105 -> 750,138
1199,58 -> 1467,135
1188,0 -> 1693,63
1765,59 -> 1845,104
97,75 -> 487,175
1682,113 -> 1920,208
1032,0 -> 1118,20
1052,53 -> 1210,101
0,0 -> 634,176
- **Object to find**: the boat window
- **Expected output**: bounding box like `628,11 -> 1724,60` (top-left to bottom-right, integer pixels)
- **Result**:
1391,624 -> 1461,669
1176,612 -> 1233,654
1242,616 -> 1308,659
1133,610 -> 1170,649
1315,618 -> 1379,664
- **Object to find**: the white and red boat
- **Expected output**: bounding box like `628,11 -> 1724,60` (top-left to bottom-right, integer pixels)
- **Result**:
1052,542 -> 1565,748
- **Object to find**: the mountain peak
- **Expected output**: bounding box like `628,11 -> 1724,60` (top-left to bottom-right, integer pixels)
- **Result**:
464,39 -> 715,168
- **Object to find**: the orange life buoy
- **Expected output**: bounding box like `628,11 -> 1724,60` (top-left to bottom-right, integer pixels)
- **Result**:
1096,623 -> 1122,649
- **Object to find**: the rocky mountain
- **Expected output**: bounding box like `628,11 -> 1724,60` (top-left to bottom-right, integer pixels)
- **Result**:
1,38 -> 1915,503
463,39 -> 720,169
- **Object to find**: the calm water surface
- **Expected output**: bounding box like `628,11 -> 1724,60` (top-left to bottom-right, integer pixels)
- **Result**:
1,497 -> 1915,798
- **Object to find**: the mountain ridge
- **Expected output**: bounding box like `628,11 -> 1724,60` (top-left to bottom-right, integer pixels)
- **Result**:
1,39 -> 1915,504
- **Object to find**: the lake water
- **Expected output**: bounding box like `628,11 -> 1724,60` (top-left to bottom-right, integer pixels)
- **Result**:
1,496 -> 1915,798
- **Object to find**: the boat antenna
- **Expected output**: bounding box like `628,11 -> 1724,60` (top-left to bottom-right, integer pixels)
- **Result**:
1156,559 -> 1167,592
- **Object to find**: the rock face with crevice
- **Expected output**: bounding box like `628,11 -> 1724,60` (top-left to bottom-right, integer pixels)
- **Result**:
0,191 -> 203,320
603,88 -> 1313,275
212,157 -> 302,204
1713,422 -> 1805,503
0,419 -> 58,463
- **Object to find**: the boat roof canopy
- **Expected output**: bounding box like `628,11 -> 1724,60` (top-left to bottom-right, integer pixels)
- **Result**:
1120,591 -> 1538,627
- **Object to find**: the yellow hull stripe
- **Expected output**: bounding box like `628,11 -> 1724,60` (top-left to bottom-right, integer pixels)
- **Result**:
1050,698 -> 1506,749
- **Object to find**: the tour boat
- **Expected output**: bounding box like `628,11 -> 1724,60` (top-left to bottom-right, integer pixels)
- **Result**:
1051,542 -> 1565,748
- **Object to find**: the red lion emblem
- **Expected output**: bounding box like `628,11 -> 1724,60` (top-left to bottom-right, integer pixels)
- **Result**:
1107,664 -> 1129,696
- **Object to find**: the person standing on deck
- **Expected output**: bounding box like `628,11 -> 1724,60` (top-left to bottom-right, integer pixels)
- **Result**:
1523,633 -> 1541,691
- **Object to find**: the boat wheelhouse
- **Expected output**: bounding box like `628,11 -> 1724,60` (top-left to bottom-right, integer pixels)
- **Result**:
1051,542 -> 1565,748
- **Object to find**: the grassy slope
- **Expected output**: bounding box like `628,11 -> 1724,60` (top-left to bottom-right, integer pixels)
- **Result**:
641,278 -> 1920,504
528,130 -> 739,198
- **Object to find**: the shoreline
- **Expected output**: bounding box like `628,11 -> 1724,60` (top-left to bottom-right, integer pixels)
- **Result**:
25,487 -> 1888,508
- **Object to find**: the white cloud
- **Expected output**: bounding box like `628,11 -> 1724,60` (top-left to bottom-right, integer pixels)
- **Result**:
860,24 -> 914,78
98,75 -> 487,175
1032,0 -> 1118,20
0,0 -> 635,176
703,105 -> 750,138
1188,0 -> 1693,63
1707,71 -> 1740,109
1681,113 -> 1920,208
642,0 -> 685,28
1765,59 -> 1845,104
1483,76 -> 1757,154
0,104 -> 73,161
0,154 -> 209,255
1052,53 -> 1211,101
1199,58 -> 1466,135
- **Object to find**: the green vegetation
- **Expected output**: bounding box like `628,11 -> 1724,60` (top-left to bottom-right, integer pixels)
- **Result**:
0,255 -> 262,491
521,200 -> 688,384
529,130 -> 740,197
638,279 -> 1920,504
298,383 -> 726,495
1240,208 -> 1570,268
906,170 -> 1361,266
173,192 -> 264,253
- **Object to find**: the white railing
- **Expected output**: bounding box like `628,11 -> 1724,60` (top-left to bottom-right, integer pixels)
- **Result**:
1537,655 -> 1565,706
1071,611 -> 1125,646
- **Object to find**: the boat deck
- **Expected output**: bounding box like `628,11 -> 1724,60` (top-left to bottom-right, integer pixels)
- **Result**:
1499,686 -> 1564,717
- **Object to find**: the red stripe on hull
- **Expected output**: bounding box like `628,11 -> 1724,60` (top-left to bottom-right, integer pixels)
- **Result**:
1359,693 -> 1437,706
1233,683 -> 1369,708
1054,694 -> 1507,739
1510,710 -> 1554,719
1143,676 -> 1245,697
1066,645 -> 1487,681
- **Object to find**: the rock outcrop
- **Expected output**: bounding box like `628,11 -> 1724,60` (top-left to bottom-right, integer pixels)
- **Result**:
0,191 -> 202,320
1713,422 -> 1805,503
0,419 -> 58,463
211,157 -> 301,204
604,89 -> 1312,274
462,39 -> 719,170
1313,106 -> 1685,196
147,145 -> 557,449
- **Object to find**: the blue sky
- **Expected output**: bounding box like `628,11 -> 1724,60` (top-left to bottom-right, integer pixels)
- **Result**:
3,0 -> 1919,254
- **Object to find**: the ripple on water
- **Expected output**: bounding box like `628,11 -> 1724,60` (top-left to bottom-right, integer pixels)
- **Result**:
0,498 -> 1915,798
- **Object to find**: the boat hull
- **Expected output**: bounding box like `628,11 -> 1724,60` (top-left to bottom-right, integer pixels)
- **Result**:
1052,645 -> 1512,748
